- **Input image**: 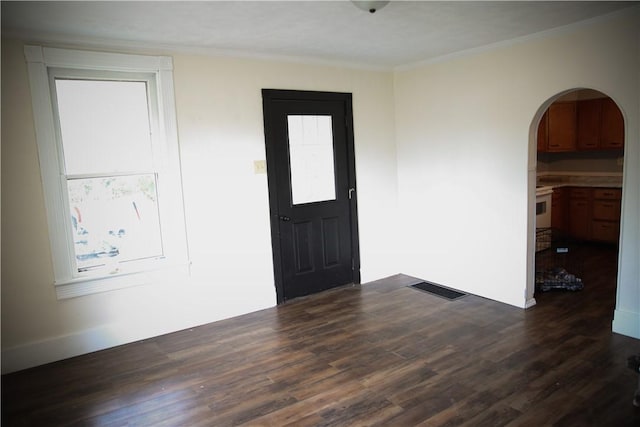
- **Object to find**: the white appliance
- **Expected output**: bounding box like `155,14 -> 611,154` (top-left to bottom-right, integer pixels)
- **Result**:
536,185 -> 553,251
536,186 -> 553,228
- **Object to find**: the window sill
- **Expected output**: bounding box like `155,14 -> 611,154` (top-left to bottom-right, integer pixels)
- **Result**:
54,262 -> 190,299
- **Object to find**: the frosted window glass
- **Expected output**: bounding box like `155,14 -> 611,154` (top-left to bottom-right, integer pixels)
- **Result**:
55,79 -> 153,175
287,115 -> 336,205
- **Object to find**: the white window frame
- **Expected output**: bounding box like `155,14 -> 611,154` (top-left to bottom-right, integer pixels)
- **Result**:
25,46 -> 189,299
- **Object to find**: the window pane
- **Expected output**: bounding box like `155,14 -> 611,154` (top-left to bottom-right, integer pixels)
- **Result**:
55,79 -> 154,175
68,174 -> 163,271
287,115 -> 336,205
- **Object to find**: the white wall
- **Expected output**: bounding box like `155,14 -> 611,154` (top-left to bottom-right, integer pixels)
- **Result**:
394,7 -> 640,340
1,39 -> 399,373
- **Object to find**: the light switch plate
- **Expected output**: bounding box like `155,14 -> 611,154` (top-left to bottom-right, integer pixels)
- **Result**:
254,160 -> 267,174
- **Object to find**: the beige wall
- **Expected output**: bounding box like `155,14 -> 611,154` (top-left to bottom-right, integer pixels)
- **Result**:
3,8 -> 639,373
394,8 -> 639,336
1,39 -> 399,372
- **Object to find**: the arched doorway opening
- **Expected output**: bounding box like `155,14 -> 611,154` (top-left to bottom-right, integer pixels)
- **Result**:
527,88 -> 625,311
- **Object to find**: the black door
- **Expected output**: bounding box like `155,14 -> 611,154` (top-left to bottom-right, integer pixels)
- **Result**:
262,89 -> 360,303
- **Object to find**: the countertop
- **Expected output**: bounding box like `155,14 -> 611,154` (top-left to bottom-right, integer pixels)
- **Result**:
537,173 -> 622,189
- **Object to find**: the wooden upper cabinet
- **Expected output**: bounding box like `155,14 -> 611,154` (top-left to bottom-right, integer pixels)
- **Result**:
600,98 -> 624,149
577,99 -> 602,150
540,96 -> 624,153
547,102 -> 576,152
537,110 -> 548,152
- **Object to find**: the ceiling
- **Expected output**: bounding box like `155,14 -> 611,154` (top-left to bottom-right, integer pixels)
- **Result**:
2,1 -> 637,69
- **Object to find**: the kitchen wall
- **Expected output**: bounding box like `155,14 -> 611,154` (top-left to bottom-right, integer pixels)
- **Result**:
1,39 -> 399,373
393,7 -> 639,338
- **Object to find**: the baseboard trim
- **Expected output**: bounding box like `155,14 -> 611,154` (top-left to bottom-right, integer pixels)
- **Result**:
2,318 -> 213,374
612,308 -> 640,339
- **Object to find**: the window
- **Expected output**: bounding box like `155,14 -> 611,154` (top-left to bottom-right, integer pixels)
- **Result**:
25,46 -> 189,299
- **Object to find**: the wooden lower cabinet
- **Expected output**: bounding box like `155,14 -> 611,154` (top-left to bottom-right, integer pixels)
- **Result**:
564,186 -> 621,243
550,187 -> 568,234
591,188 -> 622,243
591,221 -> 620,243
568,189 -> 591,240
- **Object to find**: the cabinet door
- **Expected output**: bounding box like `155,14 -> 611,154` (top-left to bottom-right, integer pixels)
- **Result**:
568,197 -> 590,240
591,221 -> 620,243
592,188 -> 622,200
537,111 -> 548,152
548,102 -> 577,152
592,199 -> 621,221
601,98 -> 624,149
577,99 -> 601,150
591,187 -> 621,243
551,187 -> 568,233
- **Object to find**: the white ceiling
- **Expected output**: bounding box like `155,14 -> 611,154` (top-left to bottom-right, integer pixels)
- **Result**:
2,1 -> 637,69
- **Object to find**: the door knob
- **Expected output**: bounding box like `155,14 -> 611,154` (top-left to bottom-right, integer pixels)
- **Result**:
279,215 -> 291,222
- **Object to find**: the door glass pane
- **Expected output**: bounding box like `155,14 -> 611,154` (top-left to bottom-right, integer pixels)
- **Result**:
55,79 -> 154,175
67,174 -> 163,271
287,115 -> 336,205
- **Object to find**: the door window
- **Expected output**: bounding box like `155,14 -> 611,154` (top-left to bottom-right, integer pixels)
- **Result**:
287,115 -> 336,205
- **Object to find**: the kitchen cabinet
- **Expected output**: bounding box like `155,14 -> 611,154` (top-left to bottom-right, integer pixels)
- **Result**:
537,111 -> 548,152
600,98 -> 624,149
591,188 -> 621,243
539,97 -> 624,152
547,102 -> 577,152
568,187 -> 590,240
564,186 -> 622,243
577,99 -> 602,150
551,187 -> 568,234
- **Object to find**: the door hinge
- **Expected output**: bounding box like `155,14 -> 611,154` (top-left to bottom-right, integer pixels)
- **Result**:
352,258 -> 355,271
349,188 -> 355,199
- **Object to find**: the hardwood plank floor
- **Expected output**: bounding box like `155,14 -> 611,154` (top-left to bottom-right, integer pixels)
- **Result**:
3,243 -> 639,426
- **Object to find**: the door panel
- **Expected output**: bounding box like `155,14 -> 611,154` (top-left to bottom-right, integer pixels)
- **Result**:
293,220 -> 314,273
321,216 -> 340,267
263,90 -> 359,303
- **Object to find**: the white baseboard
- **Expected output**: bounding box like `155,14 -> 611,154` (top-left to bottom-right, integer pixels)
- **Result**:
1,312 -> 246,374
612,308 -> 640,339
1,321 -> 190,374
2,282 -> 277,374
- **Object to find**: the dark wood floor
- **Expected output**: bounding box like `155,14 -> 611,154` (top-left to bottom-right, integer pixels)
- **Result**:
3,243 -> 639,426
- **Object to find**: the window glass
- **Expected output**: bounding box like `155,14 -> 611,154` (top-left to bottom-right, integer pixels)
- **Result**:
287,115 -> 336,205
68,174 -> 163,271
55,79 -> 154,175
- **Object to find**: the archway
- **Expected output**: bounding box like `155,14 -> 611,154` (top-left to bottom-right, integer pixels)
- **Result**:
527,88 -> 625,310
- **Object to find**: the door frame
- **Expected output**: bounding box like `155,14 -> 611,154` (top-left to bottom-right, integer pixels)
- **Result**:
262,89 -> 360,304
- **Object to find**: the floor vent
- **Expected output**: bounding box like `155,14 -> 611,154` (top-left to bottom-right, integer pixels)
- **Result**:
409,281 -> 466,300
